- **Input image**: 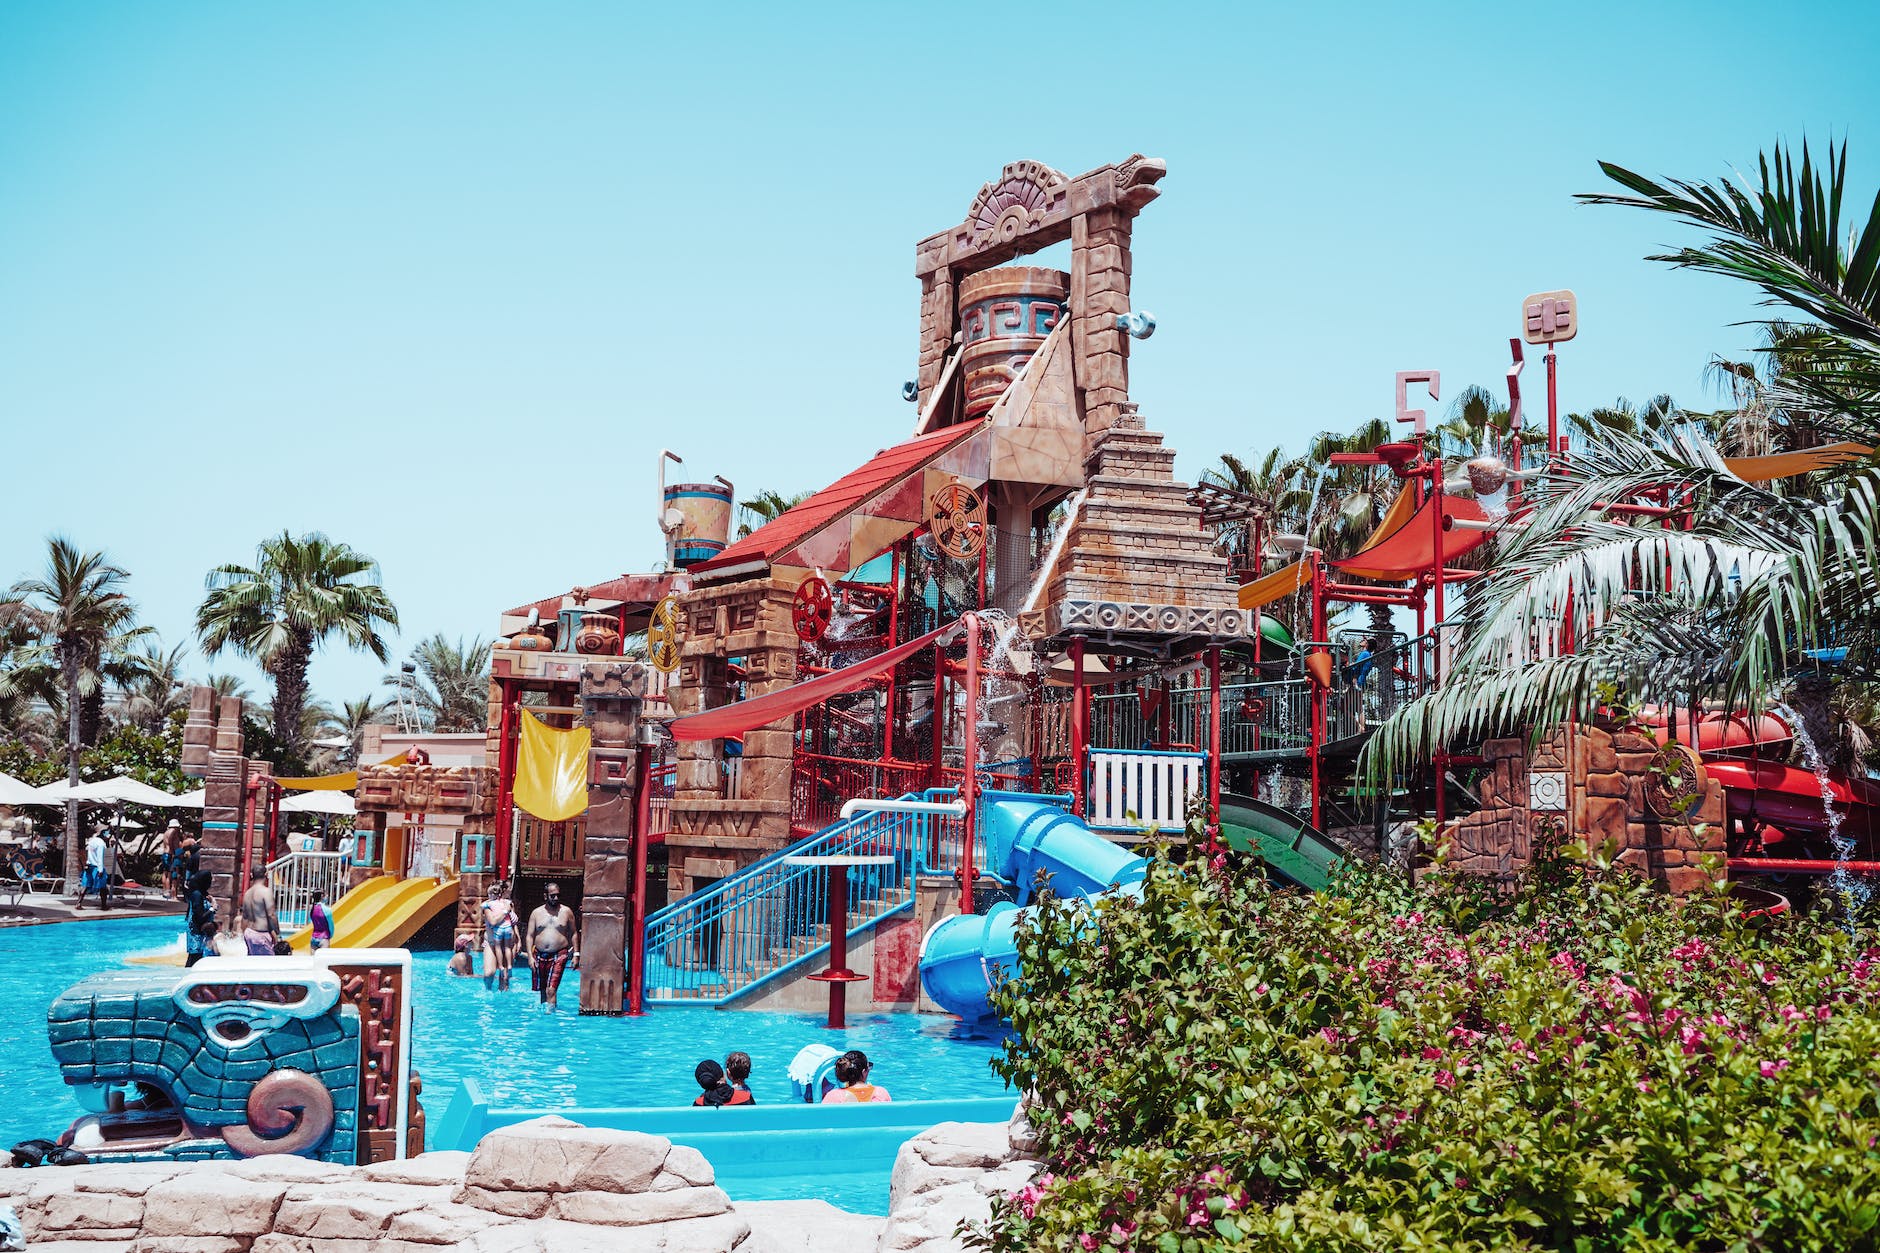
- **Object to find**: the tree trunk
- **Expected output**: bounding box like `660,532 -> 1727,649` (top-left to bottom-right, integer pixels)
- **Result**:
1787,673 -> 1854,775
271,628 -> 314,753
63,640 -> 82,882
79,687 -> 105,748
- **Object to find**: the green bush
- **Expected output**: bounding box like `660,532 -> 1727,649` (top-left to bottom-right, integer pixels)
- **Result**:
974,837 -> 1880,1252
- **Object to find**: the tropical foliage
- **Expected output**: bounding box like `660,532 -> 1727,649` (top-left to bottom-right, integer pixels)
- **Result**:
973,832 -> 1880,1252
1,538 -> 152,868
196,531 -> 398,754
735,488 -> 813,539
1366,139 -> 1880,782
386,633 -> 491,733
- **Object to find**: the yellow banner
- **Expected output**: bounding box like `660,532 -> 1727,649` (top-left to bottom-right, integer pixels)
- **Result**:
513,713 -> 590,821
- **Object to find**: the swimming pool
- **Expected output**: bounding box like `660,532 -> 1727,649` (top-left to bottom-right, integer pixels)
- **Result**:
0,918 -> 1012,1213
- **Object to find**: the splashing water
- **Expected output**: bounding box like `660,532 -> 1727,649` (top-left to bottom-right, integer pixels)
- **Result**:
1779,704 -> 1871,921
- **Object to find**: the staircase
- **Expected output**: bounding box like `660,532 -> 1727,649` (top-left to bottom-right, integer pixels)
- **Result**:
641,792 -> 963,1006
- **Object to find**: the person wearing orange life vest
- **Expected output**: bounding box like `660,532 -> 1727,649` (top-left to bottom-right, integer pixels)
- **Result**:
820,1050 -> 891,1104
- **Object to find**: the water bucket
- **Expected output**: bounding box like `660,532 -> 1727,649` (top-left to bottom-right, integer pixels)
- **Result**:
957,267 -> 1069,419
665,482 -> 734,568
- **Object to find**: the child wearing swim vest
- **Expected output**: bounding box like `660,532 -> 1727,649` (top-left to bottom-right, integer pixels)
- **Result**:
693,1059 -> 754,1107
821,1049 -> 891,1103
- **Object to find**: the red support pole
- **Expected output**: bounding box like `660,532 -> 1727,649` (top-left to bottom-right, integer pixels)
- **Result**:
626,741 -> 652,1016
1070,636 -> 1088,818
1309,555 -> 1325,833
1547,346 -> 1560,457
826,867 -> 851,1028
1206,645 -> 1222,823
960,613 -> 980,915
493,680 -> 518,876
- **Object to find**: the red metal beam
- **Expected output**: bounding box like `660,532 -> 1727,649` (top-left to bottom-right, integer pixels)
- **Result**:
1729,858 -> 1880,875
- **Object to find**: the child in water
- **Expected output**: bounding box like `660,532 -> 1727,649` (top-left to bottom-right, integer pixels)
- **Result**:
692,1059 -> 753,1107
448,935 -> 476,976
725,1051 -> 755,1103
821,1050 -> 891,1103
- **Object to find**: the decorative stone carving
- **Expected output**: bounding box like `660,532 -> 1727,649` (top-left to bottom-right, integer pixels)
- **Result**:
961,160 -> 1070,251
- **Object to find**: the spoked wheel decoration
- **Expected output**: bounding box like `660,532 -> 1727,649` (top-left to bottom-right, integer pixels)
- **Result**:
927,481 -> 987,560
647,595 -> 681,673
793,576 -> 835,642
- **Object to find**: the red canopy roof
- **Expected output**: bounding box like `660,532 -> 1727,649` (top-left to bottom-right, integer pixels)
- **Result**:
669,621 -> 960,741
1331,494 -> 1490,581
691,421 -> 984,576
505,573 -> 677,621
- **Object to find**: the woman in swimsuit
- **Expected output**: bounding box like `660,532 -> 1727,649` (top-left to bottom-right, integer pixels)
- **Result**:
481,881 -> 520,990
820,1050 -> 891,1103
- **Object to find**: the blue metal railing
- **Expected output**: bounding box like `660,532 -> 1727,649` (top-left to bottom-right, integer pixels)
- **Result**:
642,792 -> 963,1005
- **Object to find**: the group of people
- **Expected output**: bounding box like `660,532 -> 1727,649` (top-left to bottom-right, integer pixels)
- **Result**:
179,863 -> 327,966
448,880 -> 580,1012
691,1049 -> 891,1107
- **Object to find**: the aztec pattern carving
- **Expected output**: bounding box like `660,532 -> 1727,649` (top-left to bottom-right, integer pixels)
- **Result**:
44,955 -> 419,1165
960,160 -> 1070,250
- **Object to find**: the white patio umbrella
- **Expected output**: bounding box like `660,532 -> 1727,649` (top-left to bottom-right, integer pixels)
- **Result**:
0,772 -> 52,806
36,775 -> 198,807
172,788 -> 205,810
280,790 -> 356,816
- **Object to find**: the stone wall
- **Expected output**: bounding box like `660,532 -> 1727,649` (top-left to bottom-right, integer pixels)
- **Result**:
577,661 -> 647,1015
1436,723 -> 1727,895
667,576 -> 800,899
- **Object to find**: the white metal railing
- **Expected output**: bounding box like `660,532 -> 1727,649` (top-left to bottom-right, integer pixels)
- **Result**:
268,851 -> 351,931
1087,748 -> 1205,833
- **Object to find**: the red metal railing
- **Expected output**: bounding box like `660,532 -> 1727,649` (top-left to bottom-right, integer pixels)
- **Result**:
790,751 -> 931,836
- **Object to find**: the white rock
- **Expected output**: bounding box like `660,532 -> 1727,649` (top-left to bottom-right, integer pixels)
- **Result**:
551,1184 -> 732,1226
657,1211 -> 755,1252
462,1117 -> 672,1196
139,1174 -> 289,1238
203,1155 -> 355,1185
37,1188 -> 144,1231
662,1144 -> 716,1187
737,1198 -> 885,1253
128,1237 -> 248,1253
887,1141 -> 986,1215
455,1185 -> 552,1218
384,1200 -> 520,1244
1005,1102 -> 1040,1157
875,1180 -> 995,1253
360,1150 -> 472,1187
912,1122 -> 1013,1170
973,1159 -> 1042,1197
271,1181 -> 454,1239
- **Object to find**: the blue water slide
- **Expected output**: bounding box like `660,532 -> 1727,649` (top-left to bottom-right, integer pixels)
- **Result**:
918,797 -> 1146,1027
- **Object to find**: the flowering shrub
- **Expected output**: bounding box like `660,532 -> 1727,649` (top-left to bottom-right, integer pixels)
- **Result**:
972,838 -> 1880,1252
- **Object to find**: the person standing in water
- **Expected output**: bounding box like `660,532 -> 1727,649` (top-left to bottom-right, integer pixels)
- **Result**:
481,881 -> 521,990
241,865 -> 281,956
183,872 -> 218,967
821,1050 -> 891,1103
527,882 -> 578,1012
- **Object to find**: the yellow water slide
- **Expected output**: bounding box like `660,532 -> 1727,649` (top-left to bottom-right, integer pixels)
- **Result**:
288,874 -> 460,952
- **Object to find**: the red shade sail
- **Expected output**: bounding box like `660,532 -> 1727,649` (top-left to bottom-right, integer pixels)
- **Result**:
1332,494 -> 1490,581
669,621 -> 963,742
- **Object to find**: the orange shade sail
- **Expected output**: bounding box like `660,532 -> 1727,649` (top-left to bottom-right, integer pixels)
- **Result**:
1724,441 -> 1871,482
1333,494 -> 1490,581
1237,559 -> 1311,612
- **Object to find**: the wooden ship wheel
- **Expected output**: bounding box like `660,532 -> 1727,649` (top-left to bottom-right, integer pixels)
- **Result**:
927,481 -> 987,560
647,595 -> 681,674
793,576 -> 835,642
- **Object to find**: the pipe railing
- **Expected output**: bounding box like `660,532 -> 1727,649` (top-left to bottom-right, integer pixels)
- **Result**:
267,850 -> 350,931
641,793 -> 936,1004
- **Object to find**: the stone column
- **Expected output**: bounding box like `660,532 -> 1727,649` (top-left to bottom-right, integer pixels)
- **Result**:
578,661 -> 646,1015
1071,207 -> 1135,448
917,265 -> 956,402
200,695 -> 248,911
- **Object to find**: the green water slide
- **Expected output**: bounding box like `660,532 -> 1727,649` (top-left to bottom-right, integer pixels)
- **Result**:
1218,792 -> 1349,891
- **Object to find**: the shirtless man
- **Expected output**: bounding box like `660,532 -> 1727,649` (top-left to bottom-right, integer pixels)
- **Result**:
241,865 -> 281,956
527,882 -> 578,1012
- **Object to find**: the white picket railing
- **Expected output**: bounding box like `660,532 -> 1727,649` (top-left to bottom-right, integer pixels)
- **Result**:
1087,748 -> 1206,833
268,851 -> 351,931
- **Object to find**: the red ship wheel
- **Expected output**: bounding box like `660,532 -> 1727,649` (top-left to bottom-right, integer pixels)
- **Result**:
793,576 -> 834,641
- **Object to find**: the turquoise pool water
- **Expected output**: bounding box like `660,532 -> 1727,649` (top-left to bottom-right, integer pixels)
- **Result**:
0,917 -> 1011,1213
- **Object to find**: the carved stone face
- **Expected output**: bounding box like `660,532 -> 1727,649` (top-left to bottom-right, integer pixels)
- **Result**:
47,963 -> 358,1164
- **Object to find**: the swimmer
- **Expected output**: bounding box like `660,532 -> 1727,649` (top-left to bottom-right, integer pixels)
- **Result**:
692,1059 -> 752,1107
481,881 -> 521,991
725,1051 -> 755,1103
527,882 -> 578,1012
820,1050 -> 891,1103
448,935 -> 476,976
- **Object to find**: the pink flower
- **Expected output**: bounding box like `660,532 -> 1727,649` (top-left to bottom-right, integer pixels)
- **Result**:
1080,1235 -> 1098,1251
1422,1046 -> 1443,1061
1636,1080 -> 1651,1093
1759,1059 -> 1790,1078
1778,1004 -> 1804,1022
1434,1069 -> 1456,1090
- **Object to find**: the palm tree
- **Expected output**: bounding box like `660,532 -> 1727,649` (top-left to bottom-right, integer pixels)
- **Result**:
120,641 -> 191,733
1200,449 -> 1307,571
735,489 -> 813,539
2,538 -> 150,872
196,532 -> 398,754
203,672 -> 257,712
1366,139 -> 1880,782
387,634 -> 491,733
329,696 -> 389,766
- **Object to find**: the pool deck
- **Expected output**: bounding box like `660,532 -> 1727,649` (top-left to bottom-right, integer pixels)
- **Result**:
0,889 -> 185,927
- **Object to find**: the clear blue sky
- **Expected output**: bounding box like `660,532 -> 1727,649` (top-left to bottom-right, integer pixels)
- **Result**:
2,2 -> 1876,707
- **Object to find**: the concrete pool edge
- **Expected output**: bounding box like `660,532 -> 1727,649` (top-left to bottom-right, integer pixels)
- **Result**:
435,1078 -> 1020,1209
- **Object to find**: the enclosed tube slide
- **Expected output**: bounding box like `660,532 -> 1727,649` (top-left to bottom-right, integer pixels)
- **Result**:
918,798 -> 1146,1028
